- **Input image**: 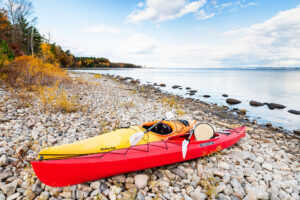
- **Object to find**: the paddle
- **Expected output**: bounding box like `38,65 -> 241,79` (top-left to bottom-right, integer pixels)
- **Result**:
129,112 -> 174,146
182,123 -> 197,159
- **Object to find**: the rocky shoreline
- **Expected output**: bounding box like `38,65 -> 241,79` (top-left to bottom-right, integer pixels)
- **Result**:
0,72 -> 299,200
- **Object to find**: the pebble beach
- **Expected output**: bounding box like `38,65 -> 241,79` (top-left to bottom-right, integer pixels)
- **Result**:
0,72 -> 299,200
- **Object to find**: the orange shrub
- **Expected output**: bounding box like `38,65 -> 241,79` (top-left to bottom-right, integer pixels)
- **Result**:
0,55 -> 68,87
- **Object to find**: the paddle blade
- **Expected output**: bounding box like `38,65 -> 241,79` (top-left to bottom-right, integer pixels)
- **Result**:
182,139 -> 189,159
129,132 -> 144,146
166,112 -> 173,119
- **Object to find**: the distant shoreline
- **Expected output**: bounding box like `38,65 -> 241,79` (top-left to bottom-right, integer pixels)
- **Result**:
68,67 -> 300,70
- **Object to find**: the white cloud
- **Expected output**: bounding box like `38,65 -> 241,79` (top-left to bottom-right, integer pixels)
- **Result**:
84,25 -> 122,34
126,0 -> 207,23
196,9 -> 215,20
224,5 -> 300,67
137,2 -> 144,7
116,34 -> 161,54
120,5 -> 300,68
247,2 -> 258,6
219,2 -> 233,9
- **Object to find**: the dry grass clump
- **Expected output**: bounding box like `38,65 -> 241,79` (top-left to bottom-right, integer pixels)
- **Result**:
199,174 -> 218,199
94,74 -> 102,79
38,82 -> 81,113
0,55 -> 69,88
9,87 -> 34,109
161,96 -> 176,107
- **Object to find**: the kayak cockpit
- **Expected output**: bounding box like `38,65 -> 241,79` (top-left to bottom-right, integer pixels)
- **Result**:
141,120 -> 196,136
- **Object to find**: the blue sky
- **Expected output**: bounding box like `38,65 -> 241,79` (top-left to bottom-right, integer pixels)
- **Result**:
29,0 -> 300,68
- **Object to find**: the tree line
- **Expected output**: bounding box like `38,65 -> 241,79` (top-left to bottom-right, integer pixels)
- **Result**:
0,0 -> 141,68
75,57 -> 142,68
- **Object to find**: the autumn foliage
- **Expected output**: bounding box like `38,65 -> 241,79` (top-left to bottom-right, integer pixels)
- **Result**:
0,55 -> 68,87
0,9 -> 9,36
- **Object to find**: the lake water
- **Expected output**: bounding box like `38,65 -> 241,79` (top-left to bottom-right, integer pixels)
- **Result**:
76,68 -> 300,132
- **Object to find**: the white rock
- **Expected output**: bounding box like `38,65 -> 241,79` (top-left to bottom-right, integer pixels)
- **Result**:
164,170 -> 176,181
0,181 -> 17,195
0,191 -> 5,200
183,194 -> 193,200
255,156 -> 264,163
245,184 -> 269,200
0,154 -> 7,166
186,186 -> 194,195
6,192 -> 20,200
112,175 -> 126,183
190,191 -> 207,200
109,191 -> 116,200
230,178 -> 245,197
134,174 -> 149,189
31,128 -> 39,140
216,182 -> 226,193
68,128 -> 76,134
280,180 -> 297,189
218,161 -> 230,170
262,163 -> 273,171
163,192 -> 171,199
76,190 -> 89,199
243,193 -> 257,200
184,168 -> 194,175
278,190 -> 291,200
223,173 -> 231,183
213,169 -> 226,177
90,181 -> 101,190
90,189 -> 101,198
224,184 -> 233,195
59,191 -> 72,199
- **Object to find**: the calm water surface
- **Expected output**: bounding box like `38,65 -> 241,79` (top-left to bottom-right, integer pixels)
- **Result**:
76,68 -> 300,132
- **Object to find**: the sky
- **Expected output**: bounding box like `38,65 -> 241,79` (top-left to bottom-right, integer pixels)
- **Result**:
29,0 -> 300,68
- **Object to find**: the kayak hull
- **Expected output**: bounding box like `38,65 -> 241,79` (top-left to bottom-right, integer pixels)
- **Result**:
38,120 -> 196,160
32,126 -> 245,187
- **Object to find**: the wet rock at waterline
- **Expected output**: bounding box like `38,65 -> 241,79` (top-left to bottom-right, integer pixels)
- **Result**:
119,77 -> 132,81
288,109 -> 300,115
172,85 -> 180,89
188,90 -> 197,96
186,87 -> 191,90
158,83 -> 166,87
130,79 -> 140,84
222,94 -> 229,97
266,122 -> 272,127
249,100 -> 264,107
203,95 -> 210,98
267,103 -> 286,109
237,109 -> 247,115
226,98 -> 241,105
293,130 -> 300,136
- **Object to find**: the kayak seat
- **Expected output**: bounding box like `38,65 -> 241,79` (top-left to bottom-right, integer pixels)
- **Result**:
194,123 -> 215,141
177,120 -> 189,126
142,123 -> 172,135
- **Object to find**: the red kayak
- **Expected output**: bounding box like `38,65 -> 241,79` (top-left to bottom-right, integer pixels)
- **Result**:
31,126 -> 245,187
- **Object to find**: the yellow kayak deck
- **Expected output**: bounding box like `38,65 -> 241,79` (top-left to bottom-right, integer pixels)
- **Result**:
38,120 -> 196,160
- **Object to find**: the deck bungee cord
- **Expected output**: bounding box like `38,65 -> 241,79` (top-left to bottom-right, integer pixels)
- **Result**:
38,119 -> 188,161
